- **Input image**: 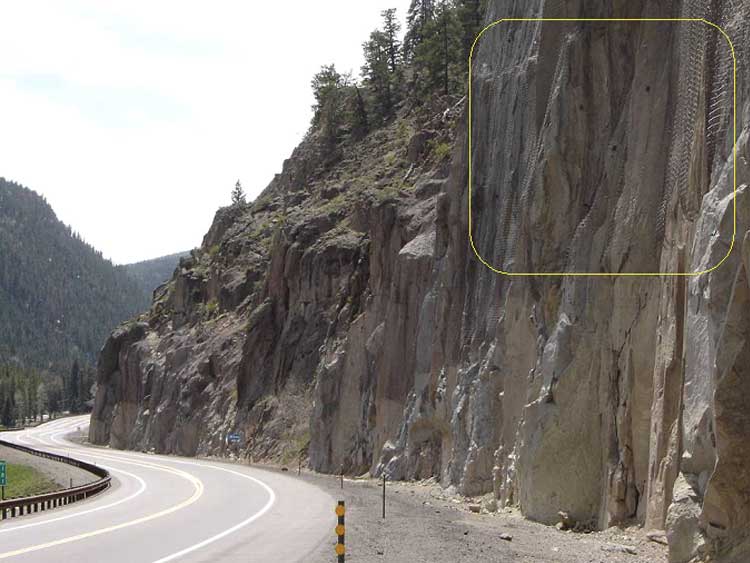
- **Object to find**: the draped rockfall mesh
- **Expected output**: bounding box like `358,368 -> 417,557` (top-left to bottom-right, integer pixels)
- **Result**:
470,3 -> 741,275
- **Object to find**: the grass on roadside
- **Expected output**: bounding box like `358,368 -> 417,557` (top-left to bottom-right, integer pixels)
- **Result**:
2,464 -> 60,499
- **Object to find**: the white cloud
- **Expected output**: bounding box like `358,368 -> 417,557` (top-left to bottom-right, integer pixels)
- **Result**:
0,1 -> 409,263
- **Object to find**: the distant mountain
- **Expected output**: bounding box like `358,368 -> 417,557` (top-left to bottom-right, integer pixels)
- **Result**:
0,177 -> 150,371
124,252 -> 190,296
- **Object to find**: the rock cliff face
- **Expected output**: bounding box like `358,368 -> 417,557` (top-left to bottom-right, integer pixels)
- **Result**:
90,1 -> 750,560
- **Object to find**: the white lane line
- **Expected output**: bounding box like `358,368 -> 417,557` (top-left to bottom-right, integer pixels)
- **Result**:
0,450 -> 204,559
50,431 -> 278,563
150,463 -> 276,563
13,434 -> 31,445
49,427 -> 90,449
27,435 -> 53,447
0,419 -> 150,533
0,465 -> 146,533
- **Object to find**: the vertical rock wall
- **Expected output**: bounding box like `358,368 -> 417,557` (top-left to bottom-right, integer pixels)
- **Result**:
314,1 -> 750,559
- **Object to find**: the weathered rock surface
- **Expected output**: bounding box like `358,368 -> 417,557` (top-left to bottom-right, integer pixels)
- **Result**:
90,1 -> 750,561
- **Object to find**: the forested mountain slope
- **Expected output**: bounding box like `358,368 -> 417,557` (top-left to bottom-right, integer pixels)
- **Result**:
124,252 -> 189,296
90,1 -> 750,562
0,178 -> 150,370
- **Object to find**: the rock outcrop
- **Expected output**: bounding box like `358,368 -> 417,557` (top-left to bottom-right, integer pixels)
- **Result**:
90,1 -> 750,560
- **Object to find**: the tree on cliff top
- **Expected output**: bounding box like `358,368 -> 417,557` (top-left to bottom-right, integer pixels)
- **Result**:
404,0 -> 436,61
361,9 -> 405,124
231,180 -> 246,206
411,0 -> 463,97
348,85 -> 370,141
310,64 -> 371,150
362,30 -> 395,123
311,64 -> 350,150
381,8 -> 402,75
457,0 -> 487,63
311,64 -> 345,127
307,3 -> 486,154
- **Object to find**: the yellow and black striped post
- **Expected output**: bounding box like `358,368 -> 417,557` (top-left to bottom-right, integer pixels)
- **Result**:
335,500 -> 345,562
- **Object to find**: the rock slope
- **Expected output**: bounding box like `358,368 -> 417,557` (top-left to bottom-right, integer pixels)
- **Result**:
90,1 -> 750,561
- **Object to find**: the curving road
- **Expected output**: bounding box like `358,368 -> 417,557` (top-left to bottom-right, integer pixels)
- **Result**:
0,416 -> 333,562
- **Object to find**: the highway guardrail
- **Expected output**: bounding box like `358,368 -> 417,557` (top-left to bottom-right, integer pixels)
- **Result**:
0,439 -> 110,520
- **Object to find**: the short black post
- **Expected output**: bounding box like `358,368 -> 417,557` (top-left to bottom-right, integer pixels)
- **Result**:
340,471 -> 343,489
298,456 -> 301,476
335,501 -> 345,562
382,474 -> 386,519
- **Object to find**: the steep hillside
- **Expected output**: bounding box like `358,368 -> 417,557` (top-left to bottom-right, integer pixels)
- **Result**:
0,178 -> 150,369
124,252 -> 190,296
90,1 -> 750,562
88,94 -> 460,460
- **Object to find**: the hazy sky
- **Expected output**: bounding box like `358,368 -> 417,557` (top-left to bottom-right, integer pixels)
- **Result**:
0,1 -> 410,264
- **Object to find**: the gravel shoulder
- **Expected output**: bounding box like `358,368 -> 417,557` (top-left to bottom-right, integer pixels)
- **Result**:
63,434 -> 671,563
280,471 -> 669,563
0,444 -> 100,492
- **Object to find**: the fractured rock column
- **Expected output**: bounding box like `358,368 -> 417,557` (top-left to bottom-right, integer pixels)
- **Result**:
646,248 -> 687,530
701,232 -> 750,560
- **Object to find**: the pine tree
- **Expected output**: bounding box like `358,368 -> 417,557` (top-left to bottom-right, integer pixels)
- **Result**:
362,30 -> 394,122
67,359 -> 81,413
311,64 -> 344,126
348,86 -> 370,141
0,366 -> 15,427
231,180 -> 246,207
37,381 -> 48,420
310,64 -> 348,150
2,396 -> 13,428
27,371 -> 39,421
361,9 -> 407,124
14,387 -> 26,425
381,9 -> 402,75
413,0 -> 462,97
46,376 -> 63,418
7,373 -> 16,425
457,0 -> 486,64
80,365 -> 95,409
404,0 -> 436,61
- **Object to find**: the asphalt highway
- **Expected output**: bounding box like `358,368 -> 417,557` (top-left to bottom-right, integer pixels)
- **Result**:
0,416 -> 334,562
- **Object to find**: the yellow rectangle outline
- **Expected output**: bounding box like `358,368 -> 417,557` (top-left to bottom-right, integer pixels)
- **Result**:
467,18 -> 737,276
